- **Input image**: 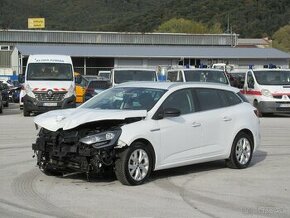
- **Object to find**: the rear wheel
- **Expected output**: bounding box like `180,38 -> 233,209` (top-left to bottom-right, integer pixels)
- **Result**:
226,132 -> 253,169
115,142 -> 153,185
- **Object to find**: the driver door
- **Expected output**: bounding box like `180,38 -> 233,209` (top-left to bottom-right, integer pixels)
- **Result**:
156,89 -> 203,168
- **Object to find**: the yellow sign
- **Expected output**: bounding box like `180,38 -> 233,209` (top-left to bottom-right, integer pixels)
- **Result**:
28,18 -> 45,29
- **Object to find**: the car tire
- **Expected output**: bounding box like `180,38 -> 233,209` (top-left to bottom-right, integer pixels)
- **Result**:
226,132 -> 253,169
115,141 -> 153,186
4,101 -> 8,107
23,104 -> 30,117
0,104 -> 2,113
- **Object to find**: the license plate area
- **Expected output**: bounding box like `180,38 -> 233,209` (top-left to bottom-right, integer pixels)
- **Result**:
279,103 -> 290,108
43,102 -> 57,107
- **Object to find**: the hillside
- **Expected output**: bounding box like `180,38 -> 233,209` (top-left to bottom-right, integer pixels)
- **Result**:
0,0 -> 289,37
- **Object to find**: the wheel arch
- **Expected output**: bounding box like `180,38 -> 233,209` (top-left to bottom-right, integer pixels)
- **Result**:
131,138 -> 156,171
235,128 -> 255,148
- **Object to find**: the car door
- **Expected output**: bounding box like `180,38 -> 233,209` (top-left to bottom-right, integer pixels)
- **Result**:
156,88 -> 203,168
194,88 -> 238,157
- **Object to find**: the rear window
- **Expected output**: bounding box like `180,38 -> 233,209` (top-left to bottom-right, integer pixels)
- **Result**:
88,80 -> 111,89
237,91 -> 249,103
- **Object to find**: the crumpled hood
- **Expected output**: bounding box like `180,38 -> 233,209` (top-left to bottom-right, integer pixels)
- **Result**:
34,108 -> 147,131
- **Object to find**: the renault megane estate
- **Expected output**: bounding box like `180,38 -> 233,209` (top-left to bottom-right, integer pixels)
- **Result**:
33,82 -> 260,185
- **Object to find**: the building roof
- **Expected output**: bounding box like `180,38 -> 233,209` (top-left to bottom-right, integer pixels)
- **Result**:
15,44 -> 290,59
1,29 -> 236,46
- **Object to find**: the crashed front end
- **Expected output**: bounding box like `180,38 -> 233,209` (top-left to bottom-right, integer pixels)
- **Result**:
32,121 -> 123,177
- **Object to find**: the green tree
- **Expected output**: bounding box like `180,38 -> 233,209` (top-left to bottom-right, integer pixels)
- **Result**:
272,25 -> 290,52
155,18 -> 222,34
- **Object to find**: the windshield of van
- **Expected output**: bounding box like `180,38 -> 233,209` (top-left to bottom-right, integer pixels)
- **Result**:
26,63 -> 73,81
81,87 -> 166,111
184,70 -> 229,84
254,70 -> 290,85
114,70 -> 157,84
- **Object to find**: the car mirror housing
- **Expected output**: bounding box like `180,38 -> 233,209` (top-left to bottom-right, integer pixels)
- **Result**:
163,108 -> 181,118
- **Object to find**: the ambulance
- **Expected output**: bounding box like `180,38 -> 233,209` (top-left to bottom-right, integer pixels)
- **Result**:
242,66 -> 290,116
20,55 -> 76,116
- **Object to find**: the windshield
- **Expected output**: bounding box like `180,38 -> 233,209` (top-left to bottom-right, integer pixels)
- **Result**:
184,70 -> 228,84
114,70 -> 157,84
26,63 -> 73,81
254,70 -> 290,85
81,87 -> 166,111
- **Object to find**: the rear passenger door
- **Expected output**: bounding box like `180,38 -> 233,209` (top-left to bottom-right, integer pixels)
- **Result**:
193,88 -> 236,156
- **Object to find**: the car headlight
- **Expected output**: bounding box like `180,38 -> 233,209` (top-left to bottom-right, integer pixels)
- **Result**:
25,84 -> 35,98
64,84 -> 75,98
261,89 -> 272,98
79,130 -> 121,148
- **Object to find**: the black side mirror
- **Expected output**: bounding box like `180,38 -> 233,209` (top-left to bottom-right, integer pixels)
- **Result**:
163,108 -> 181,117
18,74 -> 24,83
153,107 -> 181,120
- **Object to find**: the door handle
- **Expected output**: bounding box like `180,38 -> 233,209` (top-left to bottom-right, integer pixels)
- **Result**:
223,116 -> 232,122
192,122 -> 201,127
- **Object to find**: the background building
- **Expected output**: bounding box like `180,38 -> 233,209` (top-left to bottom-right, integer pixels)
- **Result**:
0,29 -> 289,79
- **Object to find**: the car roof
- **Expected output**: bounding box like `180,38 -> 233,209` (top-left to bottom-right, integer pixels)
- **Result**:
116,81 -> 239,92
168,68 -> 224,72
113,68 -> 156,71
252,68 -> 290,72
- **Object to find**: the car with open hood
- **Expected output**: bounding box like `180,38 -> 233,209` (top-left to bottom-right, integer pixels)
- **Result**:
32,82 -> 260,185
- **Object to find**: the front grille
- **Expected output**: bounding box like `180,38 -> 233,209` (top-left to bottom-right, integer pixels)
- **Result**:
273,95 -> 290,99
34,91 -> 66,102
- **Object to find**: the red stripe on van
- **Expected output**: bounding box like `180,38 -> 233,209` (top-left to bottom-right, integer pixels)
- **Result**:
241,90 -> 262,95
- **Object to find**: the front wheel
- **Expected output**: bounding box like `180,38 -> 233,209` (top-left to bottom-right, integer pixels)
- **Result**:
115,142 -> 153,185
226,132 -> 253,169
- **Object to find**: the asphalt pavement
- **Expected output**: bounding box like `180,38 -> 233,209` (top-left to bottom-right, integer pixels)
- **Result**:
0,103 -> 289,218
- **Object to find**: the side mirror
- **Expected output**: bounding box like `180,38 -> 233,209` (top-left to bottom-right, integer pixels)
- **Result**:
163,108 -> 181,118
153,107 -> 181,120
18,74 -> 24,83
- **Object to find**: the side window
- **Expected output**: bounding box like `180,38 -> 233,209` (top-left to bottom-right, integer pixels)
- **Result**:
220,90 -> 242,106
162,89 -> 195,114
167,71 -> 178,82
195,88 -> 223,111
247,71 -> 255,88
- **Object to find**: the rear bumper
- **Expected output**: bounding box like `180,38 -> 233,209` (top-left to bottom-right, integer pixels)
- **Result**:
23,95 -> 76,112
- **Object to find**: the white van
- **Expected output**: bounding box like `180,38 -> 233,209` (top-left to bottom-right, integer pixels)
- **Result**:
21,55 -> 76,116
111,68 -> 158,86
242,67 -> 290,116
167,67 -> 230,85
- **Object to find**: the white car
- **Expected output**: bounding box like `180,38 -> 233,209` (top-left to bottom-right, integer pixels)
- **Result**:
33,82 -> 260,185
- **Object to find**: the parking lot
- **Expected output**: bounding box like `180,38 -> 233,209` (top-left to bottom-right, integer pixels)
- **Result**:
0,103 -> 290,218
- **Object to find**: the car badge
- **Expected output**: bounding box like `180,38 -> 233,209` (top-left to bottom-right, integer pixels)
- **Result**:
47,90 -> 53,97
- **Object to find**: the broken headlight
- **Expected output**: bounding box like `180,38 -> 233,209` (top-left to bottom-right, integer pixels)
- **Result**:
79,130 -> 121,148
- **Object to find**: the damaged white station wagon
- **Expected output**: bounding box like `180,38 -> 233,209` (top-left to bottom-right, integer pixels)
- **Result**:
33,82 -> 260,185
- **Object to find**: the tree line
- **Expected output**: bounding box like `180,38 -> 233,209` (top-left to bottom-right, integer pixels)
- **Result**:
0,0 -> 289,50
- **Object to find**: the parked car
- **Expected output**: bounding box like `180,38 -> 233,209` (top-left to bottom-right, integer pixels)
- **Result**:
0,81 -> 9,107
242,67 -> 290,116
167,68 -> 230,85
227,69 -> 246,89
111,68 -> 158,86
0,88 -> 3,114
32,82 -> 260,185
84,79 -> 111,101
